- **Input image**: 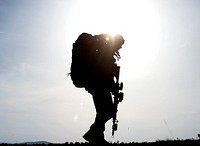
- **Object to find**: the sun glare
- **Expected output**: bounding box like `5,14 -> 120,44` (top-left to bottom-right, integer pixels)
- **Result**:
105,36 -> 110,41
69,0 -> 162,81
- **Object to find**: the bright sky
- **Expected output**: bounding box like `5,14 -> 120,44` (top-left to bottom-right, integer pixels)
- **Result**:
0,0 -> 200,144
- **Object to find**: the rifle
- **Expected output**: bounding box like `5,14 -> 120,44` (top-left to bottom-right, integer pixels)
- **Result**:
111,66 -> 124,137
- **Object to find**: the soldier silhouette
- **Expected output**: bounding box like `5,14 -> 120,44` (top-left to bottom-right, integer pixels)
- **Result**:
70,33 -> 124,144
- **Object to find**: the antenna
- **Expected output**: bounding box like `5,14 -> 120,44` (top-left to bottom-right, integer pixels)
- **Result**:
164,119 -> 174,139
128,127 -> 130,143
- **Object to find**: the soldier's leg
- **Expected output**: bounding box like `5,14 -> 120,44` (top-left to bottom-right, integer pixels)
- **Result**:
83,89 -> 114,142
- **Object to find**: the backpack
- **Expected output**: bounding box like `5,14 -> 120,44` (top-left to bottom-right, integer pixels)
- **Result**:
70,33 -> 94,88
70,33 -> 124,88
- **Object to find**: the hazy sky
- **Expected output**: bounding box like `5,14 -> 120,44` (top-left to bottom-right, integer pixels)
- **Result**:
0,0 -> 200,143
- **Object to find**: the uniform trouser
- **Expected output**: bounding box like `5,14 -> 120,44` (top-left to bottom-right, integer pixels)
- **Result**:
87,88 -> 114,139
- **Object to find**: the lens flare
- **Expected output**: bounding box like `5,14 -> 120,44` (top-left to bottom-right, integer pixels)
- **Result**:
105,36 -> 110,41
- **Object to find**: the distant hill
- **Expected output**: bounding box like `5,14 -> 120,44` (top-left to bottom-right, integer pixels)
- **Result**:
16,141 -> 50,145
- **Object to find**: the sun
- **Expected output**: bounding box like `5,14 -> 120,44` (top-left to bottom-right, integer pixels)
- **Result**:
105,36 -> 110,41
68,0 -> 162,81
